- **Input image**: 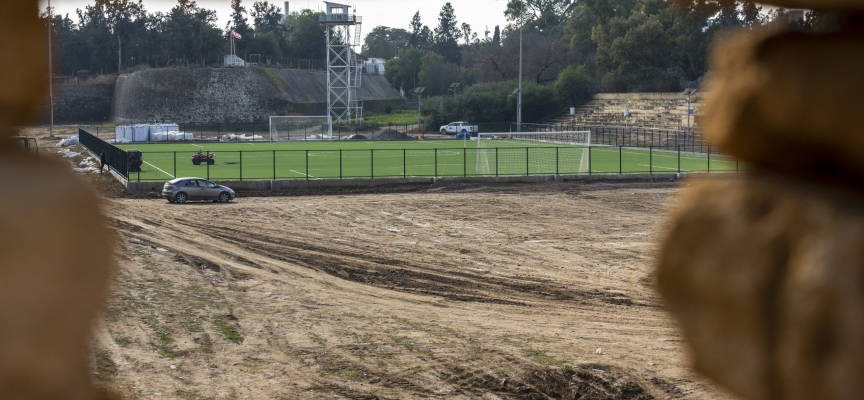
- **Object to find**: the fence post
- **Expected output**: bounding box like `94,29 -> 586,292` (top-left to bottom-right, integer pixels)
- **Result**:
556,147 -> 559,176
339,149 -> 343,179
707,145 -> 711,173
495,147 -> 499,176
403,148 -> 406,178
173,151 -> 177,178
207,156 -> 210,180
371,149 -> 374,178
619,146 -> 622,174
434,148 -> 438,177
588,146 -> 592,175
649,146 -> 653,175
526,147 -> 529,176
678,145 -> 681,173
240,151 -> 243,181
464,149 -> 467,177
273,150 -> 276,179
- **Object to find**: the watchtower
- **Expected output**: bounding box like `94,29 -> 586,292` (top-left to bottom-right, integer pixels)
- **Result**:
319,2 -> 363,126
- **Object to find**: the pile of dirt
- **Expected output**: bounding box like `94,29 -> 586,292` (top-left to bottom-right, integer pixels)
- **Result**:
368,128 -> 410,140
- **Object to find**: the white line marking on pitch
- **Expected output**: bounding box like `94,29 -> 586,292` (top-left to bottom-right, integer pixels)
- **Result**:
143,161 -> 175,178
636,164 -> 686,171
289,170 -> 319,179
190,144 -> 203,148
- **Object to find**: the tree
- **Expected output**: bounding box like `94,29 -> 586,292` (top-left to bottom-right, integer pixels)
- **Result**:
383,46 -> 423,92
363,26 -> 410,59
492,25 -> 500,45
251,1 -> 283,33
433,3 -> 462,65
418,53 -> 463,96
284,9 -> 326,59
162,0 -> 224,65
228,0 -> 252,54
460,23 -> 476,45
504,0 -> 577,33
554,65 -> 594,105
96,0 -> 143,72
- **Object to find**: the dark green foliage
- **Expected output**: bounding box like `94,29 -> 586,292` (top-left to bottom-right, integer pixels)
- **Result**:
363,26 -> 411,59
384,104 -> 393,114
384,47 -> 423,92
554,66 -> 594,106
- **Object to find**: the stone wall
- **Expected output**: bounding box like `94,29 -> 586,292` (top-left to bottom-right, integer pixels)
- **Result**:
40,79 -> 117,123
112,67 -> 404,124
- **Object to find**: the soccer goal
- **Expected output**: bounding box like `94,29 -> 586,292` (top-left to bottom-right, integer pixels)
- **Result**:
475,131 -> 592,176
269,115 -> 333,142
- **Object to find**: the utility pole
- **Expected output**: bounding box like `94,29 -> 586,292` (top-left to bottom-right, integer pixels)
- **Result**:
47,0 -> 55,138
517,0 -> 523,133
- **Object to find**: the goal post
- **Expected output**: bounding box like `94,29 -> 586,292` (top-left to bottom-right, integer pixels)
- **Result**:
268,115 -> 333,142
475,131 -> 592,176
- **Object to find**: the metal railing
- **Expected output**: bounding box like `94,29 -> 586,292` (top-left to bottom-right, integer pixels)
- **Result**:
79,128 -> 129,179
126,145 -> 743,182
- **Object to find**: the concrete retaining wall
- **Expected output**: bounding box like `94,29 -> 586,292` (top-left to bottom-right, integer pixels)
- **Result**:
124,173 -> 718,195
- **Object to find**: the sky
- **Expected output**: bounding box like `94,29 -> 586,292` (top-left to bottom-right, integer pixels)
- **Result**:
39,0 -> 512,44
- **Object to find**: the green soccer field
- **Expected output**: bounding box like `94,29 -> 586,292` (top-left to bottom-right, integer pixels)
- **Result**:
118,139 -> 740,182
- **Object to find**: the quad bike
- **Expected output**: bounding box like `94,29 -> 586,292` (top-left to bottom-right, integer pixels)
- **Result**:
192,151 -> 215,165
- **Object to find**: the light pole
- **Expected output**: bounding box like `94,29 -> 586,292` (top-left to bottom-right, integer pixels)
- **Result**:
47,0 -> 55,138
448,83 -> 460,102
413,87 -> 425,134
517,0 -> 524,132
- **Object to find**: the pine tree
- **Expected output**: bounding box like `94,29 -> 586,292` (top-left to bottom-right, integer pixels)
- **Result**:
434,3 -> 462,64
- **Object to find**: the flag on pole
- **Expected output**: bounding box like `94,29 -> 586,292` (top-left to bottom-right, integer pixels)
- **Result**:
231,30 -> 242,40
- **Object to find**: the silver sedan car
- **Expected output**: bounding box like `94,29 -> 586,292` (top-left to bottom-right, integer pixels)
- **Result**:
162,178 -> 236,204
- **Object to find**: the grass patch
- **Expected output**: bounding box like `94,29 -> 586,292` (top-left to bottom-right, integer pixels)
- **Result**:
182,316 -> 204,333
114,336 -> 132,347
215,315 -> 244,344
94,351 -> 118,381
343,369 -> 361,379
528,350 -> 568,366
156,330 -> 177,357
363,110 -> 420,125
198,333 -> 214,354
309,333 -> 327,347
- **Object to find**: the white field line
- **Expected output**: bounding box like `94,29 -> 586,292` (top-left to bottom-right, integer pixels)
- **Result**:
635,164 -> 685,171
143,160 -> 175,178
289,170 -> 319,179
189,144 -> 203,148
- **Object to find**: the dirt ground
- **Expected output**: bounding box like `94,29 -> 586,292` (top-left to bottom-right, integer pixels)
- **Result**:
26,127 -> 733,399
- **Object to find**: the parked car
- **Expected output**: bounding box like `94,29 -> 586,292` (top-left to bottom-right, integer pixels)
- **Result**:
342,134 -> 368,140
439,121 -> 478,134
162,178 -> 235,204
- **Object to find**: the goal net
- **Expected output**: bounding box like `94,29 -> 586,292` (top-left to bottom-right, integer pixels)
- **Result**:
269,116 -> 333,142
475,131 -> 592,176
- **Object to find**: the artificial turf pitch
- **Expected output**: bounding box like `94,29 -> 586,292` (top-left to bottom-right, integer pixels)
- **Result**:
118,139 -> 739,182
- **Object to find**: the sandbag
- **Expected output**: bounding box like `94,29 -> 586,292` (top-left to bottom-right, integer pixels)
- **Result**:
657,174 -> 864,400
704,30 -> 864,188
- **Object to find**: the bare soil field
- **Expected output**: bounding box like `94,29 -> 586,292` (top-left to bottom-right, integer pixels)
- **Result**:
23,128 -> 731,399
88,177 -> 732,400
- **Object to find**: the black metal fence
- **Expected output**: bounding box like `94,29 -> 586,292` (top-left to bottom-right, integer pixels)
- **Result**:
125,145 -> 743,183
79,128 -> 129,179
488,123 -> 710,153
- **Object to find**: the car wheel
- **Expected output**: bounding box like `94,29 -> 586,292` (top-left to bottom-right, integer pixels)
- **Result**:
440,130 -> 447,134
175,192 -> 188,204
218,192 -> 231,203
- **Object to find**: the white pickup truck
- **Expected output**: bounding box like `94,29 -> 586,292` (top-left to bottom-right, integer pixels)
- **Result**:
439,121 -> 478,134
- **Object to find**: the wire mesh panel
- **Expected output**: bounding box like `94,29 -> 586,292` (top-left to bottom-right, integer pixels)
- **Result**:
476,131 -> 591,176
269,116 -> 334,142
